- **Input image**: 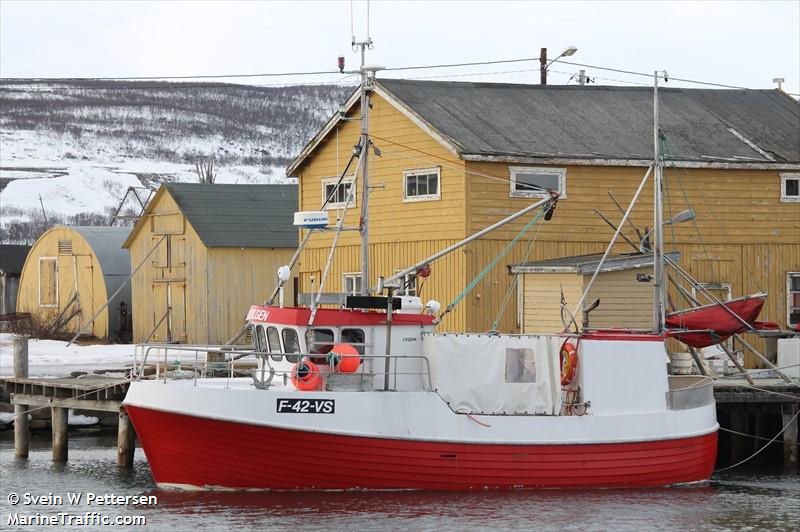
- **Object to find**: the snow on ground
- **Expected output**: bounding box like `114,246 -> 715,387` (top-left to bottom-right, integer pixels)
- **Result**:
0,333 -> 136,377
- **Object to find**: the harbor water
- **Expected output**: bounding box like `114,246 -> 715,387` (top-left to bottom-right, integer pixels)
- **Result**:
1,433 -> 798,531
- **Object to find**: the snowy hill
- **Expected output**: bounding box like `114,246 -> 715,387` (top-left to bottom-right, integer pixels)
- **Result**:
0,80 -> 354,243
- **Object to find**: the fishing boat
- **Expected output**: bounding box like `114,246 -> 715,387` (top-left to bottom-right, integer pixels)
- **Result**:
123,63 -> 735,491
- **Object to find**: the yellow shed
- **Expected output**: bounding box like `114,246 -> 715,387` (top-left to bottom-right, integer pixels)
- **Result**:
122,183 -> 298,345
511,252 -> 678,334
16,226 -> 132,339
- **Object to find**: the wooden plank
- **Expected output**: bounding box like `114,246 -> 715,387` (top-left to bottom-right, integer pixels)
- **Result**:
11,393 -> 123,413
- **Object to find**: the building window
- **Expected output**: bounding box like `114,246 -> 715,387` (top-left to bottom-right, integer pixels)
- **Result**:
38,257 -> 58,308
788,272 -> 800,327
322,178 -> 355,209
781,173 -> 800,202
403,167 -> 440,201
509,166 -> 566,199
343,273 -> 362,295
395,270 -> 418,296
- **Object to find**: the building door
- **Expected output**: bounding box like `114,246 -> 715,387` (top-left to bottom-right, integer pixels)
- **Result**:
151,281 -> 186,343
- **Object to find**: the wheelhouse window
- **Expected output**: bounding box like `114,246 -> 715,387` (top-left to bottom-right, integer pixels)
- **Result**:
342,328 -> 366,355
255,325 -> 267,353
267,326 -> 282,361
343,273 -> 362,296
788,272 -> 800,327
322,178 -> 355,209
306,328 -> 335,355
282,328 -> 300,363
781,173 -> 799,202
403,167 -> 440,201
509,166 -> 566,199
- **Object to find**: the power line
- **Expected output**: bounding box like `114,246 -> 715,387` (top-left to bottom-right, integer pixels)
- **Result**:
0,55 -> 789,93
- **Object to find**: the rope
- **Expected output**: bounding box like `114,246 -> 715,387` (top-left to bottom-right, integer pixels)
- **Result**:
719,425 -> 799,446
439,207 -> 546,321
714,407 -> 800,472
490,210 -> 546,332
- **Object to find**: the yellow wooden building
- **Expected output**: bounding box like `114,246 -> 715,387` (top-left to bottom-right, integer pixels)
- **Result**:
122,183 -> 297,345
16,226 -> 131,339
287,79 -> 800,366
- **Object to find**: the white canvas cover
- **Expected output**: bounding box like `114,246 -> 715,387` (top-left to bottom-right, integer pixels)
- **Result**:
423,333 -> 562,415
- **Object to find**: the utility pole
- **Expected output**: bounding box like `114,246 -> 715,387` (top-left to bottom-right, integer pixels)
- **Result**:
540,48 -> 548,85
579,69 -> 587,86
652,70 -> 666,332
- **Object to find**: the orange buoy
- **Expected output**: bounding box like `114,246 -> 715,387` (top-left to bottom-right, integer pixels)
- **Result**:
328,343 -> 361,373
291,361 -> 322,391
560,341 -> 578,386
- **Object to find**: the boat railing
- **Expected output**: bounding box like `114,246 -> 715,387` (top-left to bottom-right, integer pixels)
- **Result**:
133,344 -> 434,391
666,375 -> 715,410
133,343 -> 257,381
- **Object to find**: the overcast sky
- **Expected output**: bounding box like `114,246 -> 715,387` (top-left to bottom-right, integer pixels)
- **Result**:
1,1 -> 798,95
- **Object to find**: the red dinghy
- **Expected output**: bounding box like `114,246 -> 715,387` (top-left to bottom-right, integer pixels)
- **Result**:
665,293 -> 767,348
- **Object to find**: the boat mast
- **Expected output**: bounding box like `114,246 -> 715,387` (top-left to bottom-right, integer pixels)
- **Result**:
652,70 -> 666,332
355,38 -> 373,295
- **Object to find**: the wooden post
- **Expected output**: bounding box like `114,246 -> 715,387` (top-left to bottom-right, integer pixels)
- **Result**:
51,406 -> 69,462
117,411 -> 135,468
13,336 -> 29,459
784,404 -> 799,471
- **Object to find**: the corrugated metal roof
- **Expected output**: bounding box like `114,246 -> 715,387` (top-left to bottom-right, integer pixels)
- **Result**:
376,80 -> 800,163
511,252 -> 680,275
0,245 -> 31,275
164,183 -> 298,248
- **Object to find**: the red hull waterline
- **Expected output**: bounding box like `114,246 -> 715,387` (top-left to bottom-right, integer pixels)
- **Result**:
126,406 -> 717,491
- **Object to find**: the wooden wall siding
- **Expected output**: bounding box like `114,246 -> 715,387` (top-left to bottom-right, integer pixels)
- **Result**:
520,273 -> 583,333
16,227 -> 108,337
206,247 -> 295,345
128,192 -> 209,344
297,92 -> 468,251
464,239 -> 607,333
584,268 -> 654,329
297,239 -> 468,331
465,162 -> 800,245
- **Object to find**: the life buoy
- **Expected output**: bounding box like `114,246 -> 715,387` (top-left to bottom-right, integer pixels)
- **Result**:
560,341 -> 578,386
327,343 -> 362,373
291,361 -> 322,391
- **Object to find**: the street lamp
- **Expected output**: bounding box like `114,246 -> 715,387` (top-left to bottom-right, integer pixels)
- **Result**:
540,46 -> 578,85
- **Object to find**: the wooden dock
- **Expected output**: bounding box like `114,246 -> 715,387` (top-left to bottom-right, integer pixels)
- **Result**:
1,371 -> 134,467
713,378 -> 799,471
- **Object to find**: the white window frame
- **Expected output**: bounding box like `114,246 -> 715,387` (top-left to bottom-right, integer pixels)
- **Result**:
322,177 -> 356,209
394,270 -> 418,296
788,272 -> 800,327
403,167 -> 441,202
38,256 -> 58,308
509,166 -> 567,199
780,173 -> 800,203
342,272 -> 362,296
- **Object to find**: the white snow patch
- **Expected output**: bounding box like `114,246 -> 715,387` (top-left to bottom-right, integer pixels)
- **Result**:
0,333 -> 136,377
68,409 -> 99,426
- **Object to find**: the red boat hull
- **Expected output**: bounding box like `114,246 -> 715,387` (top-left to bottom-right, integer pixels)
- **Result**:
126,406 -> 717,490
666,295 -> 766,348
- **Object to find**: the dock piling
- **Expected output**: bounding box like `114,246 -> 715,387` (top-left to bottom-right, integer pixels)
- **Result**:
51,406 -> 69,462
783,404 -> 799,471
117,412 -> 135,468
13,336 -> 29,459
